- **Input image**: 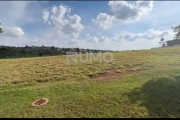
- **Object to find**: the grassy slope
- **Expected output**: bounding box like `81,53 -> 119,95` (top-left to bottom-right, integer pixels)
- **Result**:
1,47 -> 180,117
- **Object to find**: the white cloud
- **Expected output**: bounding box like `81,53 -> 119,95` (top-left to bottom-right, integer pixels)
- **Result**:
108,1 -> 153,21
62,15 -> 84,38
86,29 -> 174,50
42,4 -> 84,39
92,13 -> 114,29
0,35 -> 33,47
87,36 -> 99,43
42,9 -> 51,24
0,27 -> 24,38
87,36 -> 110,47
0,27 -> 174,51
113,29 -> 171,42
93,1 -> 154,29
99,36 -> 110,43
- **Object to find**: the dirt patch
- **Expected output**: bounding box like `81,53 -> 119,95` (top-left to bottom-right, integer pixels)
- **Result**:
32,98 -> 48,106
90,71 -> 122,80
90,68 -> 144,80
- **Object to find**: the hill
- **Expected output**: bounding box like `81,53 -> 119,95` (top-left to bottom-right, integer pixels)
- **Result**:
0,47 -> 180,118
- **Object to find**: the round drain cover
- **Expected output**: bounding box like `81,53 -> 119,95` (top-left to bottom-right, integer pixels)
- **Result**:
32,98 -> 48,106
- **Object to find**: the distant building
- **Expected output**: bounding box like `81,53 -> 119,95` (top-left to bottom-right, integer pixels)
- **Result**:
80,49 -> 87,52
66,51 -> 78,55
166,39 -> 180,46
57,48 -> 62,51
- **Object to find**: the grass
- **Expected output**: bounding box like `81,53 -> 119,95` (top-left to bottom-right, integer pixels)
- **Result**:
1,47 -> 180,117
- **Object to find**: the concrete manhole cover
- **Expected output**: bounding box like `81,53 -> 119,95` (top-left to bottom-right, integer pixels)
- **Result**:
32,98 -> 48,106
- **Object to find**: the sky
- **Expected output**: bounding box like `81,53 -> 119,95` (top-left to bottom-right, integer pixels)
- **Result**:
0,1 -> 180,51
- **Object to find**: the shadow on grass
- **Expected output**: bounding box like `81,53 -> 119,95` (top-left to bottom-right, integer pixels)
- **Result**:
127,76 -> 180,118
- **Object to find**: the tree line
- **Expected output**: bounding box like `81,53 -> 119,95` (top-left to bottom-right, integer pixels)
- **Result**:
0,45 -> 109,59
0,46 -> 67,58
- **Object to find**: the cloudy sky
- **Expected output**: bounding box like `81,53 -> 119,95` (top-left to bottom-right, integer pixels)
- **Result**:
0,1 -> 179,50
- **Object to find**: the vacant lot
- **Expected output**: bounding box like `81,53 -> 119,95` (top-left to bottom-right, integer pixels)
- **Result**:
1,47 -> 180,118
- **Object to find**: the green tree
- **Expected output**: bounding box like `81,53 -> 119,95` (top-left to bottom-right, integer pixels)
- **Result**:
161,38 -> 164,42
0,23 -> 3,33
75,48 -> 80,52
51,46 -> 55,50
159,38 -> 166,47
159,38 -> 164,43
172,25 -> 180,39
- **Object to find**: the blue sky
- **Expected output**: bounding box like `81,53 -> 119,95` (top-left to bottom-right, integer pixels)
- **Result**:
0,1 -> 180,50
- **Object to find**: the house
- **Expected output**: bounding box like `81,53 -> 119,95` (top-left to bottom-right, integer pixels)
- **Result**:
166,39 -> 180,46
66,51 -> 78,55
80,49 -> 87,53
57,48 -> 62,51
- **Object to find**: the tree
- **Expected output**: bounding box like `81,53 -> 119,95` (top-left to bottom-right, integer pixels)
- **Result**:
160,38 -> 164,42
159,38 -> 165,47
75,48 -> 80,52
51,46 -> 55,50
172,25 -> 180,39
0,23 -> 3,33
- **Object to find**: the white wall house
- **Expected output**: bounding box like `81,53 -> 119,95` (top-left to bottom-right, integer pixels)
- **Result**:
66,51 -> 78,55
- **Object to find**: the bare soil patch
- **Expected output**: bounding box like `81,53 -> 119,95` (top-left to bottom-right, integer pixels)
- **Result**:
90,68 -> 144,80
